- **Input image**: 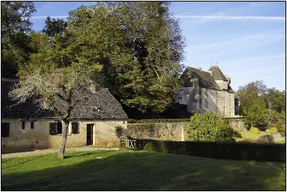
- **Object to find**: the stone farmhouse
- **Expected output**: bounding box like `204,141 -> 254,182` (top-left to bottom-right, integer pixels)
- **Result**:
176,66 -> 237,117
1,78 -> 128,153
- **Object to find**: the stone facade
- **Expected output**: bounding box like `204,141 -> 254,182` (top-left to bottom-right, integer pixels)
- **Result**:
128,122 -> 189,141
1,78 -> 128,153
177,66 -> 236,117
224,117 -> 247,132
1,118 -> 127,153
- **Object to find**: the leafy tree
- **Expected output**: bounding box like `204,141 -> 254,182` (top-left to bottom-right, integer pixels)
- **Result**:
274,111 -> 286,134
244,98 -> 269,129
42,16 -> 67,37
236,80 -> 267,116
263,88 -> 285,113
10,22 -> 103,159
236,81 -> 285,130
67,2 -> 185,113
187,112 -> 240,142
1,1 -> 36,77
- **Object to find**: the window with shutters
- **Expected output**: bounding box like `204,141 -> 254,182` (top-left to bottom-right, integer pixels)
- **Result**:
1,123 -> 10,137
71,122 -> 79,134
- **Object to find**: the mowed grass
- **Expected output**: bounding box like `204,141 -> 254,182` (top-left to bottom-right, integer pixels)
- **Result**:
2,150 -> 285,190
236,131 -> 272,142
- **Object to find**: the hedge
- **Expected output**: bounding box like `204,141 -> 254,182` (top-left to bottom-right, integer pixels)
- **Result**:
128,118 -> 190,124
133,139 -> 286,162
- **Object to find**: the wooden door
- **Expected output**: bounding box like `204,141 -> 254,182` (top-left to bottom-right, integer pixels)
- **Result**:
86,124 -> 94,145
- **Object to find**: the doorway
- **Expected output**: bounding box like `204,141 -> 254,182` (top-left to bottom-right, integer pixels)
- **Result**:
86,124 -> 94,145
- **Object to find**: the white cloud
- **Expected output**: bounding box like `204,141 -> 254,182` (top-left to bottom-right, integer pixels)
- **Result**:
186,32 -> 284,53
176,15 -> 285,21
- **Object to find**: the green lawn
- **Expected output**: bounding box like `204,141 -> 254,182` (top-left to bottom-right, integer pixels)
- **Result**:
2,150 -> 285,190
236,131 -> 271,142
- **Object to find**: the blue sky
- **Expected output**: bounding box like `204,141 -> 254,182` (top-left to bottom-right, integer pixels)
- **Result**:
31,2 -> 286,91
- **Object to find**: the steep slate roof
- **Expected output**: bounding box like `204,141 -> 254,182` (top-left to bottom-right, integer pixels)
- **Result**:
181,67 -> 220,90
1,80 -> 127,120
208,66 -> 228,81
180,67 -> 235,93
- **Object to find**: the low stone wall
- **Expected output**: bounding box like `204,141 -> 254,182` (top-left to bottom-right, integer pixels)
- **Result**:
127,122 -> 189,141
224,117 -> 247,132
128,117 -> 247,142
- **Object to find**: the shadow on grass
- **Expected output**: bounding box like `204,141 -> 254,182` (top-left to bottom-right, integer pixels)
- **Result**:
2,151 -> 286,191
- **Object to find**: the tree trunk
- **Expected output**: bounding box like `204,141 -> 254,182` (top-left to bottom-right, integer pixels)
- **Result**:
58,120 -> 69,159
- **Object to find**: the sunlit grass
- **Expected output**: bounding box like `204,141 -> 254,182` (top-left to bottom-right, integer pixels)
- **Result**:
2,150 -> 285,191
236,131 -> 273,142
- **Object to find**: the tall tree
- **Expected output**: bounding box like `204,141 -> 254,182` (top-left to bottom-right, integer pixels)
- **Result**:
237,81 -> 285,130
1,1 -> 36,77
67,2 -> 185,113
42,16 -> 68,37
236,80 -> 267,115
263,88 -> 285,113
10,24 -> 103,159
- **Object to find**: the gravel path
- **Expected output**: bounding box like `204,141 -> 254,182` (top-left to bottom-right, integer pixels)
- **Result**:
2,147 -> 119,159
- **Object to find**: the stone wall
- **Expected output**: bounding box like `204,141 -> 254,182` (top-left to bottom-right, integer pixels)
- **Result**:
178,86 -> 235,117
95,120 -> 127,147
224,117 -> 247,132
127,122 -> 189,141
128,118 -> 247,141
1,118 -> 126,153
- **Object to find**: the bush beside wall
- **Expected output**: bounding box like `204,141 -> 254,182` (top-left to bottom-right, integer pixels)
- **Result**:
134,139 -> 286,162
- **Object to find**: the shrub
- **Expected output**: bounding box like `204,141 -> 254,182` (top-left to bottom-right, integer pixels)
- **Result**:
274,113 -> 285,134
134,139 -> 286,162
143,141 -> 168,153
265,129 -> 270,133
270,127 -> 278,133
115,126 -> 125,138
187,112 -> 240,142
250,127 -> 260,135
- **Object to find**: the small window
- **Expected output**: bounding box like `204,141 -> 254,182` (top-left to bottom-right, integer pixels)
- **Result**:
205,98 -> 208,108
31,122 -> 34,129
21,121 -> 25,129
1,123 -> 10,137
71,122 -> 79,134
49,122 -> 57,135
49,122 -> 62,135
